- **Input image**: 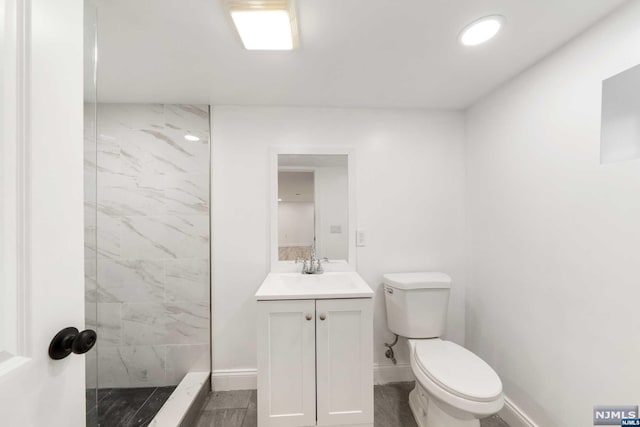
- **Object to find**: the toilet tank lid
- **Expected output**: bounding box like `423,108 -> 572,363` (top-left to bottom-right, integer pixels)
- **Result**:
383,272 -> 452,290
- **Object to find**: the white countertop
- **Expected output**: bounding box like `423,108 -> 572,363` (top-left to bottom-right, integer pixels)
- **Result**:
255,271 -> 374,301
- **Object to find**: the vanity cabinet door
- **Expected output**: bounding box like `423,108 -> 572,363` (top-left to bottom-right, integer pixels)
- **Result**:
315,299 -> 374,426
257,300 -> 317,427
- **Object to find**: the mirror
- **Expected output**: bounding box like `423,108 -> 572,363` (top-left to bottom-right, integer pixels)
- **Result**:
276,153 -> 350,264
601,63 -> 640,164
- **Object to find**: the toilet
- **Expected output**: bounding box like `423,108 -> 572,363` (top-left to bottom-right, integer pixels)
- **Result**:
382,272 -> 504,427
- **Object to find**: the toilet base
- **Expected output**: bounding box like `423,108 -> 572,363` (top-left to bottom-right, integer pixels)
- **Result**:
408,384 -> 480,427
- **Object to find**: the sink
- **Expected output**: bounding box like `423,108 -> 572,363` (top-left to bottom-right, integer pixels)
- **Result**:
255,272 -> 374,300
280,273 -> 357,290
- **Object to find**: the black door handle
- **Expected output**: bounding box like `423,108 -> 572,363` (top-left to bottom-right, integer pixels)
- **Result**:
49,327 -> 97,360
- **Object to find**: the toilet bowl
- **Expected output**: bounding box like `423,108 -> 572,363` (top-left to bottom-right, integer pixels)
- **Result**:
382,272 -> 504,427
407,339 -> 503,427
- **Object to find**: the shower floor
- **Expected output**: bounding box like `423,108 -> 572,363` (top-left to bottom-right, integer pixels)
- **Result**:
86,386 -> 176,427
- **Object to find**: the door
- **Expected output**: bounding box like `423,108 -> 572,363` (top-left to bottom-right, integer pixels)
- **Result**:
0,1 -> 86,426
257,300 -> 316,427
316,299 -> 373,426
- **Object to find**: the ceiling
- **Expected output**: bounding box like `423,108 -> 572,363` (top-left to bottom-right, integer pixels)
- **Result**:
96,0 -> 626,109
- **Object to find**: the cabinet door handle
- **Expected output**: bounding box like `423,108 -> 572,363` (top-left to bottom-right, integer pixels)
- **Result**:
305,313 -> 312,321
319,313 -> 327,321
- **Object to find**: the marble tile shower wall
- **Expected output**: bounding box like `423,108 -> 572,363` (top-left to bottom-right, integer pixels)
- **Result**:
84,101 -> 98,390
90,104 -> 211,388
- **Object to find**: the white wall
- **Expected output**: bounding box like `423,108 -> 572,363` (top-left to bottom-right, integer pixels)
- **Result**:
211,106 -> 466,382
315,166 -> 349,260
278,171 -> 314,202
465,2 -> 640,426
278,202 -> 315,247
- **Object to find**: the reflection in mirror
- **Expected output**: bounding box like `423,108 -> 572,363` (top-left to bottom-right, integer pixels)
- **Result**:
278,155 -> 348,262
601,63 -> 640,164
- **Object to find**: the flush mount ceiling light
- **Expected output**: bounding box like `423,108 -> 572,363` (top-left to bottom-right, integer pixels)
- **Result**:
184,134 -> 200,141
227,0 -> 299,50
459,15 -> 505,46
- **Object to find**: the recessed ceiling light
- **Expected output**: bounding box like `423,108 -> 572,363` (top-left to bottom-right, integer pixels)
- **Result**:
227,0 -> 299,50
459,15 -> 505,46
278,198 -> 283,202
231,10 -> 294,50
184,134 -> 200,141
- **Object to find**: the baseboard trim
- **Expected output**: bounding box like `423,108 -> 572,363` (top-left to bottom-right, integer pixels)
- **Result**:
499,396 -> 538,427
212,369 -> 257,391
212,364 -> 414,391
373,363 -> 414,384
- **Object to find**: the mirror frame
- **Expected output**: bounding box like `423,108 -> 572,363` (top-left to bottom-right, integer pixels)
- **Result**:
270,146 -> 356,272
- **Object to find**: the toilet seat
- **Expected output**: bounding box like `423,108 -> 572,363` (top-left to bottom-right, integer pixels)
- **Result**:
408,339 -> 504,417
413,339 -> 502,402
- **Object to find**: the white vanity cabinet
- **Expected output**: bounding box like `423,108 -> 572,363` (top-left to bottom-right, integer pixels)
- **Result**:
315,299 -> 374,426
257,300 -> 317,427
257,297 -> 373,427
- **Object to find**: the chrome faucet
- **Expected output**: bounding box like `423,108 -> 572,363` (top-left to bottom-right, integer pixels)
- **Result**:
296,243 -> 327,274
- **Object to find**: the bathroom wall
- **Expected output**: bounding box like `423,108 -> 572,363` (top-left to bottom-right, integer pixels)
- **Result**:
92,103 -> 211,387
211,106 -> 466,387
465,2 -> 640,426
278,202 -> 315,247
314,166 -> 349,260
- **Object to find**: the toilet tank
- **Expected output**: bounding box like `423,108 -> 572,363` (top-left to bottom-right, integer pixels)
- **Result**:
383,272 -> 452,339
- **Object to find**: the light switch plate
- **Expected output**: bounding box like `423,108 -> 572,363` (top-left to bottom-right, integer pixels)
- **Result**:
356,230 -> 365,247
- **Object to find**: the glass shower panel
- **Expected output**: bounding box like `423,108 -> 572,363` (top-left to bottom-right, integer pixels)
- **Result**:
84,0 -> 98,425
87,4 -> 211,425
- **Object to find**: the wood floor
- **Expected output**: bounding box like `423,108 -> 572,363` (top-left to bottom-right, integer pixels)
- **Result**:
195,382 -> 509,427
